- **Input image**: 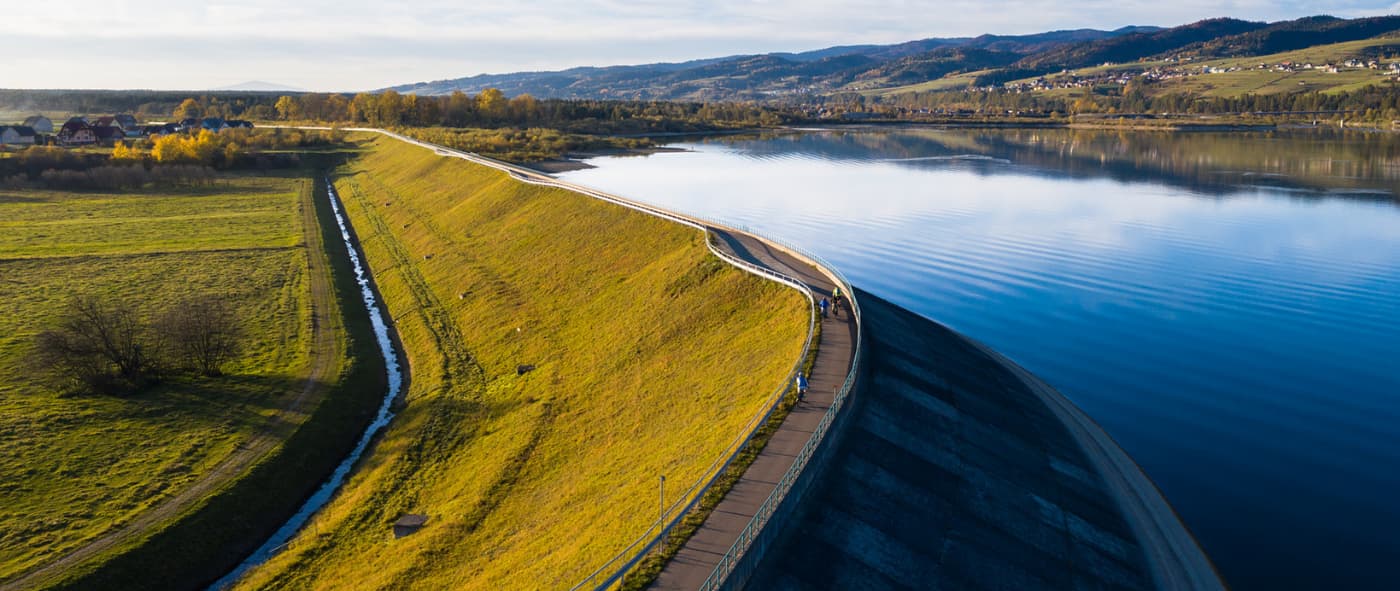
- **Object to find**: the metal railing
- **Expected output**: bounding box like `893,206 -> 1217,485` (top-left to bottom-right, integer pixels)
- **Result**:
695,247 -> 862,591
345,129 -> 862,591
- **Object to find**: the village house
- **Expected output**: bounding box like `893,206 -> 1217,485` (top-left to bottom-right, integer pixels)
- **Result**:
0,126 -> 39,146
113,114 -> 145,137
91,125 -> 126,146
201,117 -> 229,132
21,115 -> 53,134
144,123 -> 180,136
56,120 -> 97,146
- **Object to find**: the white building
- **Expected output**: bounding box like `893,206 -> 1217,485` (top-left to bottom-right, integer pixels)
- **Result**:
0,126 -> 38,145
21,115 -> 53,134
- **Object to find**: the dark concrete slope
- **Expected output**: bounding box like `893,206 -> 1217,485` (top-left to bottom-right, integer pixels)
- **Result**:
748,291 -> 1220,590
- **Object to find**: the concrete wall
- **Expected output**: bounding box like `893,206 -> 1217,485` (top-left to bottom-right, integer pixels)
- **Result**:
746,291 -> 1218,590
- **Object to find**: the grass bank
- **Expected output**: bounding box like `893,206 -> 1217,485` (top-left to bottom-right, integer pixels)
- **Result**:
233,134 -> 808,589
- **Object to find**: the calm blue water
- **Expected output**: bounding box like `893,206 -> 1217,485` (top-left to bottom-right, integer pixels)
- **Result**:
560,129 -> 1400,590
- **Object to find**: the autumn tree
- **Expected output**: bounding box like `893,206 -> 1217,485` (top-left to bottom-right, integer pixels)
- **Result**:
152,133 -> 196,163
275,95 -> 303,120
324,94 -> 351,122
444,90 -> 474,126
174,97 -> 204,120
509,94 -> 540,124
477,88 -> 507,121
158,295 -> 242,377
110,141 -> 142,164
32,296 -> 161,396
349,92 -> 377,123
376,90 -> 405,126
151,130 -> 232,166
299,93 -> 327,120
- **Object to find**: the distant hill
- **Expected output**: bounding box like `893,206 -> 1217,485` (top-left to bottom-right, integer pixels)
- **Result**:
1166,15 -> 1400,59
1015,18 -> 1269,71
854,48 -> 1023,86
389,28 -> 1158,100
214,81 -> 305,92
387,15 -> 1399,101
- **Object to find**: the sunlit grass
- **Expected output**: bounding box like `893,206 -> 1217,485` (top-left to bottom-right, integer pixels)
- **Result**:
0,175 -> 316,580
235,136 -> 808,589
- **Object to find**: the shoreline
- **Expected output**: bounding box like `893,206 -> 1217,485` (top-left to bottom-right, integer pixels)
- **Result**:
523,120 -> 1397,172
525,145 -> 690,173
784,118 -> 1399,133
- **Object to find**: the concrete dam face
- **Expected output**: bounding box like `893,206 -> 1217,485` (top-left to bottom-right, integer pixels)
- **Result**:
747,291 -> 1220,591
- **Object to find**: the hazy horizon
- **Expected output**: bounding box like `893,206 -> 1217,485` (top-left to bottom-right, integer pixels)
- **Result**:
2,1 -> 1397,92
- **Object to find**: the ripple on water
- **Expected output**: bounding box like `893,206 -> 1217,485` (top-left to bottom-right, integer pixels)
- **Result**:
558,130 -> 1400,590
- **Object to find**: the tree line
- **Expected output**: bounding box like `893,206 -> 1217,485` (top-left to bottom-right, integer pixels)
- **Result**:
0,88 -> 795,133
839,79 -> 1400,122
264,90 -> 791,132
1,129 -> 344,191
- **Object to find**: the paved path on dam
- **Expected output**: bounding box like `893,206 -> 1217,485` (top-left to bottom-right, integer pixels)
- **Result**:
647,230 -> 859,590
745,290 -> 1224,591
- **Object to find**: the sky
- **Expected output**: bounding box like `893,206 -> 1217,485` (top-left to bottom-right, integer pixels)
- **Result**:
1,1 -> 1397,92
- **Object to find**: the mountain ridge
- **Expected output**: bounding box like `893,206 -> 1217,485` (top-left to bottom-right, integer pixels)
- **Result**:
387,15 -> 1398,101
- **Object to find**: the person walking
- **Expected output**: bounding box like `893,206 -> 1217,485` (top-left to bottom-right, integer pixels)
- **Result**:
795,372 -> 810,401
819,297 -> 830,318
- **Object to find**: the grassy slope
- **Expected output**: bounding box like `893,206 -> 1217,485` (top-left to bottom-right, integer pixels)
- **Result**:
236,136 -> 808,590
0,176 -> 317,579
863,69 -> 992,97
1037,38 -> 1398,98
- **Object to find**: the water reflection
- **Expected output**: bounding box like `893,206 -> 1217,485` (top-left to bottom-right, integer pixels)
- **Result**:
712,127 -> 1400,198
559,129 -> 1400,590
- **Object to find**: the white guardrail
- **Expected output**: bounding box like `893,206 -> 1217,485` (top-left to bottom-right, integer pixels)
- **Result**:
332,128 -> 862,591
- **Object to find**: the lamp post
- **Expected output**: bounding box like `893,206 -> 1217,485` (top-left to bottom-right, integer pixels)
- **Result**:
659,475 -> 666,524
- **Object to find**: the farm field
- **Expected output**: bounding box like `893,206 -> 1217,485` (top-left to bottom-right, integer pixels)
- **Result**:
0,173 -> 338,585
868,36 -> 1400,101
1034,37 -> 1400,98
234,135 -> 809,590
864,69 -> 992,97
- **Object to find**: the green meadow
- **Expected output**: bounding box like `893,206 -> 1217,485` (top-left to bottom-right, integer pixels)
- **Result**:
235,135 -> 808,590
0,174 -> 333,585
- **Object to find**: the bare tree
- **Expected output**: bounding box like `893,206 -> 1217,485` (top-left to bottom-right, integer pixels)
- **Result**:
158,295 -> 242,377
32,296 -> 160,396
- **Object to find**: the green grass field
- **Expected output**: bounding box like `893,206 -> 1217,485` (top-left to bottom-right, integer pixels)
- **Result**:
233,135 -> 808,590
867,69 -> 993,97
0,174 -> 324,582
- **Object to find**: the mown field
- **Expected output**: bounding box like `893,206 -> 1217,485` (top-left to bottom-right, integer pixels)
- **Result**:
0,174 -> 325,583
234,135 -> 809,589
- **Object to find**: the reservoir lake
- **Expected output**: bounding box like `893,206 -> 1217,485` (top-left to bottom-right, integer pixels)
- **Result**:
558,128 -> 1400,590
